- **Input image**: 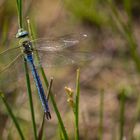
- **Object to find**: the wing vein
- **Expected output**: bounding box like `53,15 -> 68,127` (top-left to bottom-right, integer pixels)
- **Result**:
0,53 -> 22,74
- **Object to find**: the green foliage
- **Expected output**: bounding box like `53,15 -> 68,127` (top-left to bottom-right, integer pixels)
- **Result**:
64,0 -> 107,27
115,0 -> 140,18
0,1 -> 16,46
64,0 -> 140,29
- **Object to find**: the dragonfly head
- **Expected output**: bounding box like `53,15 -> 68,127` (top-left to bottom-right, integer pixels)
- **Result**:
16,28 -> 29,38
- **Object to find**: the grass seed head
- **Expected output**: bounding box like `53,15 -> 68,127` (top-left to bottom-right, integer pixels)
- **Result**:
67,97 -> 74,108
65,86 -> 74,97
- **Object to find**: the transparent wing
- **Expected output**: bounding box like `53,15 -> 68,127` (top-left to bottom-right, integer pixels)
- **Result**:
34,50 -> 94,68
0,47 -> 22,72
0,54 -> 24,93
0,46 -> 24,93
31,33 -> 88,51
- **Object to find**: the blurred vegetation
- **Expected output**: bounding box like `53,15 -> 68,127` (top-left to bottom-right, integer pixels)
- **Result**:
64,0 -> 140,27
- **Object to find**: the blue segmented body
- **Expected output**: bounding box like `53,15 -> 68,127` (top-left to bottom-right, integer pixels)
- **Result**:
26,54 -> 51,119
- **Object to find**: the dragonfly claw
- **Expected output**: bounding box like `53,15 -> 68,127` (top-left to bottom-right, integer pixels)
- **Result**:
45,111 -> 51,120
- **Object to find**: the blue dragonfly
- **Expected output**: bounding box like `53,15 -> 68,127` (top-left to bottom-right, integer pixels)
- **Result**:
0,28 -> 92,119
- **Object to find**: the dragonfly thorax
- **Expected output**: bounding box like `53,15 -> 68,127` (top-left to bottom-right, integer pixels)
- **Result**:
22,40 -> 33,55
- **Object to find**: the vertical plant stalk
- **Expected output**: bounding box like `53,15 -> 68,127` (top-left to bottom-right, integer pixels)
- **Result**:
41,68 -> 69,140
38,113 -> 45,140
16,0 -> 37,139
16,0 -> 23,28
0,93 -> 25,140
98,89 -> 104,140
27,18 -> 69,140
119,89 -> 126,140
27,18 -> 41,66
74,69 -> 80,140
58,122 -> 64,140
47,77 -> 53,100
27,18 -> 34,40
23,59 -> 37,140
16,1 -> 37,139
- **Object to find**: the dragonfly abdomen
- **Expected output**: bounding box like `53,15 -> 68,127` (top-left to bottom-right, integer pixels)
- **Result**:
26,54 -> 51,119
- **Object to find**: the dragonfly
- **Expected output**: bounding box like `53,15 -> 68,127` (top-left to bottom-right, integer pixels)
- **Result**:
0,28 -> 92,119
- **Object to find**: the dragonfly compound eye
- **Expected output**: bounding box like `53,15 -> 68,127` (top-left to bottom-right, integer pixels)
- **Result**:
16,28 -> 29,38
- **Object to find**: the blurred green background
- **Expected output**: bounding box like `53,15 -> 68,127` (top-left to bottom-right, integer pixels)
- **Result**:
0,0 -> 140,139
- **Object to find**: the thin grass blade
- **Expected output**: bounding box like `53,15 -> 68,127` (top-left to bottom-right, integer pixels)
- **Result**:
0,92 -> 25,140
16,0 -> 23,28
74,69 -> 80,140
38,113 -> 45,140
47,77 -> 53,101
23,59 -> 37,140
41,67 -> 69,140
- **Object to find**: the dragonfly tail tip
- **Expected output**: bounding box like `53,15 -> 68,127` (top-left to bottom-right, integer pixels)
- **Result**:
45,111 -> 51,120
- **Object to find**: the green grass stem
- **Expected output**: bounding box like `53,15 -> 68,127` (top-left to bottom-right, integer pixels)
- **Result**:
16,1 -> 37,139
41,68 -> 69,140
0,92 -> 25,140
47,77 -> 53,100
23,59 -> 37,140
58,122 -> 65,140
74,69 -> 80,140
38,113 -> 45,140
16,0 -> 38,139
123,0 -> 132,19
16,0 -> 23,28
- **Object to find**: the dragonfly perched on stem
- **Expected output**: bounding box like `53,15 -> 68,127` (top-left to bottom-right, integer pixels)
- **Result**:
0,28 -> 93,119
